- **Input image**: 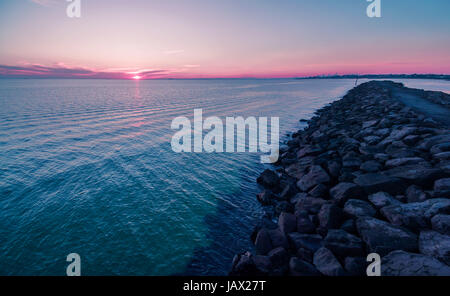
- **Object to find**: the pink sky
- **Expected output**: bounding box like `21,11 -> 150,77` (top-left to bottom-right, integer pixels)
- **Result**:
0,0 -> 449,79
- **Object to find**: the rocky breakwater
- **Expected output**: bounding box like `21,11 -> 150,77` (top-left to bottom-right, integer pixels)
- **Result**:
230,81 -> 450,276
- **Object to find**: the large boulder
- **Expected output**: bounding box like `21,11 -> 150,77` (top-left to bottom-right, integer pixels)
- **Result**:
255,229 -> 273,255
318,203 -> 343,229
381,250 -> 450,276
431,214 -> 450,235
385,157 -> 425,168
356,217 -> 417,256
368,192 -> 402,209
288,233 -> 323,253
344,199 -> 377,218
380,198 -> 450,231
295,195 -> 327,214
344,257 -> 367,276
257,169 -> 280,189
289,257 -> 321,276
383,165 -> 444,187
419,230 -> 450,265
323,229 -> 364,257
329,182 -> 364,205
434,178 -> 450,197
313,247 -> 347,276
278,212 -> 297,234
354,173 -> 406,195
297,165 -> 330,192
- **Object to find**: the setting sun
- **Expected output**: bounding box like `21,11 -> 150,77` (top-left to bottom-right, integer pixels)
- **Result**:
132,75 -> 141,80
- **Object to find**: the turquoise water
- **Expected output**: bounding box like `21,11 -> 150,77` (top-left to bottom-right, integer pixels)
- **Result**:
0,78 -> 448,275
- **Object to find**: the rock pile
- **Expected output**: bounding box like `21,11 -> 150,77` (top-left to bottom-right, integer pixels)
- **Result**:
230,81 -> 450,276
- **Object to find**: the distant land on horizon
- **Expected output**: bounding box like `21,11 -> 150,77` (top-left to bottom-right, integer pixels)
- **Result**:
296,74 -> 450,81
1,74 -> 450,81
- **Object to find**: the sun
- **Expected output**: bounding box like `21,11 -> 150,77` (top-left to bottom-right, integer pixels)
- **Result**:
132,75 -> 141,80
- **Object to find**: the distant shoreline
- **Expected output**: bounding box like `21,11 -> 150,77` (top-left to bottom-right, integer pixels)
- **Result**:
1,74 -> 449,81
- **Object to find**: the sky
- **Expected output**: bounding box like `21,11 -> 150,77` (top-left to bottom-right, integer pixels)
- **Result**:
0,0 -> 449,79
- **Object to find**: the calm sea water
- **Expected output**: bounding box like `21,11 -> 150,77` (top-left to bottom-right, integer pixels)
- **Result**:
0,78 -> 449,275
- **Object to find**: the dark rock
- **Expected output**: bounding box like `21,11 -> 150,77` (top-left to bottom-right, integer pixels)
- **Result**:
329,182 -> 364,206
318,203 -> 343,229
278,212 -> 297,234
344,199 -> 377,218
385,157 -> 426,168
297,145 -> 323,158
297,165 -> 330,192
252,255 -> 272,274
295,196 -> 327,214
431,214 -> 450,235
267,229 -> 289,249
327,160 -> 341,179
257,169 -> 280,189
354,173 -> 406,195
343,158 -> 362,169
368,192 -> 401,209
296,212 -> 316,234
313,247 -> 347,276
344,257 -> 367,276
268,247 -> 290,268
383,165 -> 443,187
275,201 -> 294,215
308,183 -> 329,198
289,257 -> 321,276
381,250 -> 450,276
324,229 -> 364,257
360,160 -> 382,173
288,233 -> 323,253
257,190 -> 275,205
406,185 -> 428,203
419,230 -> 450,265
251,218 -> 278,243
340,219 -> 357,235
356,217 -> 418,256
279,183 -> 297,200
230,252 -> 261,275
434,178 -> 450,197
255,229 -> 273,255
296,248 -> 314,263
381,198 -> 450,231
403,135 -> 421,146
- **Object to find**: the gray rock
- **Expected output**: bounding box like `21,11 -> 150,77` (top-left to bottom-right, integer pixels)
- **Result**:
288,233 -> 323,253
363,136 -> 381,145
360,160 -> 382,172
267,229 -> 289,249
419,230 -> 450,265
252,255 -> 272,274
344,199 -> 377,218
356,217 -> 417,256
434,152 -> 450,161
289,257 -> 321,276
329,182 -> 364,205
385,157 -> 425,168
368,192 -> 402,209
324,229 -> 364,257
434,178 -> 450,197
295,195 -> 327,214
381,250 -> 450,276
381,198 -> 450,231
297,165 -> 330,192
257,190 -> 275,205
318,203 -> 343,229
278,212 -> 297,234
313,247 -> 347,276
354,173 -> 406,195
383,165 -> 443,187
344,257 -> 367,276
406,185 -> 428,203
431,214 -> 450,235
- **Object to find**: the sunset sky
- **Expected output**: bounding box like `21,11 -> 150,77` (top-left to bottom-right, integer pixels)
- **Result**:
0,0 -> 449,79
